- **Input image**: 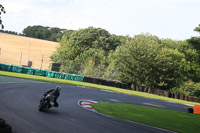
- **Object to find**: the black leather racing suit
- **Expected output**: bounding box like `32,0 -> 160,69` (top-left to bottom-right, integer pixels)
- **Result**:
44,88 -> 60,107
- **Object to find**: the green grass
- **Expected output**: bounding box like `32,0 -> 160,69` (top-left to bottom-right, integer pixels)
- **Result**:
0,70 -> 199,105
91,103 -> 200,133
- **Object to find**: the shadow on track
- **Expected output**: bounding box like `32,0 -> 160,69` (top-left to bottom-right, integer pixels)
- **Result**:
38,109 -> 61,114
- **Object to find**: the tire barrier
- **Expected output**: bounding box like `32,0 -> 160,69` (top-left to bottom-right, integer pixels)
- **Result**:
188,108 -> 194,113
0,63 -> 84,82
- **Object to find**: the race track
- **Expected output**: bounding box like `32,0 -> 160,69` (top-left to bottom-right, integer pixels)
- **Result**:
0,76 -> 191,133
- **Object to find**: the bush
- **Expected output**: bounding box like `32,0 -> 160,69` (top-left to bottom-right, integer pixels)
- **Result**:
171,80 -> 200,97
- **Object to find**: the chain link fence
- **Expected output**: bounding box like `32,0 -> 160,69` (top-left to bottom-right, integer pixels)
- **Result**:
0,48 -> 52,70
0,48 -> 118,80
51,62 -> 119,81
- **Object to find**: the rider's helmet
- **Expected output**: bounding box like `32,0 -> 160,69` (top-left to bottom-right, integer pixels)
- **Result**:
56,86 -> 61,92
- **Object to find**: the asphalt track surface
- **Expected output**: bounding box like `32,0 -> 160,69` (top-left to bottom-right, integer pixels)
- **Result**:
0,76 -> 192,133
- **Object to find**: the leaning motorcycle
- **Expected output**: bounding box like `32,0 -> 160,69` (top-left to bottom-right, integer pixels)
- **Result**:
38,94 -> 55,111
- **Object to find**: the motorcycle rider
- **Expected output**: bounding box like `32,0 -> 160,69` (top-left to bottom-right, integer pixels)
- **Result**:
43,86 -> 61,107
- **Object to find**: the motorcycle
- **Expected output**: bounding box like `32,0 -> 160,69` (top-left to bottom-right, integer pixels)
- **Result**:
38,93 -> 55,111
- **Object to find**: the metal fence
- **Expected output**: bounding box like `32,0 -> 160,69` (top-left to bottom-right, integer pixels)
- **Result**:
0,48 -> 51,70
52,62 -> 119,81
0,48 -> 119,80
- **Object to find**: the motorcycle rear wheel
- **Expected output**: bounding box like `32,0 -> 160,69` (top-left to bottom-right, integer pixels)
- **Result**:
39,101 -> 48,111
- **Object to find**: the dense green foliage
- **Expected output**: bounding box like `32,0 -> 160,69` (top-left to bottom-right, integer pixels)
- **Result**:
0,29 -> 19,35
23,25 -> 72,42
0,25 -> 72,41
0,4 -> 6,29
112,34 -> 189,90
172,80 -> 200,97
51,27 -> 123,78
92,103 -> 200,133
187,24 -> 200,67
51,25 -> 200,97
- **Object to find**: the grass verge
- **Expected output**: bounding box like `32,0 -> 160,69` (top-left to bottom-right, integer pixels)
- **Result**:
91,103 -> 200,133
0,70 -> 199,105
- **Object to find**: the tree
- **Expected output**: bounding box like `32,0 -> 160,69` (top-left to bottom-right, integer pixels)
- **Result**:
187,24 -> 200,81
0,4 -> 6,29
51,27 -> 121,63
194,24 -> 200,33
113,34 -> 188,90
177,41 -> 200,82
23,25 -> 68,41
51,27 -> 122,76
171,80 -> 200,97
187,24 -> 200,53
0,30 -> 18,35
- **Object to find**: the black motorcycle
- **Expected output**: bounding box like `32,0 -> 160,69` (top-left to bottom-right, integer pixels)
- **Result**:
38,94 -> 55,111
